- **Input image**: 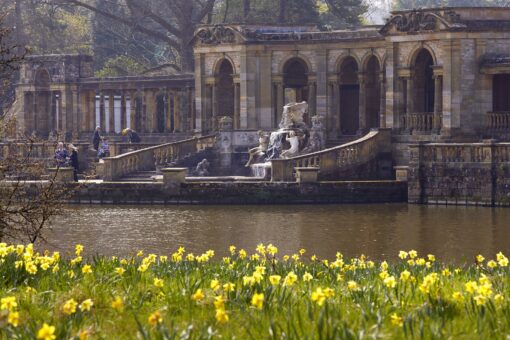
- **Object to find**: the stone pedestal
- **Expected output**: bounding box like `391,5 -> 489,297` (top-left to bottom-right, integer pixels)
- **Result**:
48,167 -> 75,182
162,168 -> 187,186
394,166 -> 409,182
295,167 -> 320,183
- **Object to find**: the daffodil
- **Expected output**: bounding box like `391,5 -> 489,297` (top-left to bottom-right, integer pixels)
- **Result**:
111,296 -> 124,311
251,292 -> 264,310
192,289 -> 205,301
269,275 -> 281,285
79,299 -> 93,312
153,278 -> 164,288
148,310 -> 163,326
1,296 -> 17,311
37,323 -> 56,340
215,308 -> 229,323
82,265 -> 92,274
7,311 -> 19,327
390,313 -> 403,327
62,298 -> 78,315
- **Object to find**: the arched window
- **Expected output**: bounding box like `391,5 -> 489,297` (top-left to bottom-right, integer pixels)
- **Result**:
413,49 -> 435,113
339,57 -> 359,135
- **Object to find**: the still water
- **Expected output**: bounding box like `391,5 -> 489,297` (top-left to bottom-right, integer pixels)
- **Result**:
44,204 -> 510,263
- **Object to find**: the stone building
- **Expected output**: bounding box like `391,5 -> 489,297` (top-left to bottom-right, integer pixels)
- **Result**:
193,7 -> 510,162
9,7 -> 510,165
12,54 -> 195,142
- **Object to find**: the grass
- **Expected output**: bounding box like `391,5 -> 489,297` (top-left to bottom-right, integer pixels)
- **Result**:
0,243 -> 509,339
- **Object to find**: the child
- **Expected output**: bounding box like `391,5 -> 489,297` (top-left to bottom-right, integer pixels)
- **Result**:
97,138 -> 110,158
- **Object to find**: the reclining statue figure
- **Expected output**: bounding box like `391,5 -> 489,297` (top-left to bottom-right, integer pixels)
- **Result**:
245,130 -> 269,167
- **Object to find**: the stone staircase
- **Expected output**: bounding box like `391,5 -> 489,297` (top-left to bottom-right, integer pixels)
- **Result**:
325,135 -> 359,149
100,135 -> 217,181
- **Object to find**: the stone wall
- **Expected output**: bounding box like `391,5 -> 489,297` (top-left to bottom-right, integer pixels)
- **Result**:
69,180 -> 407,205
408,142 -> 510,206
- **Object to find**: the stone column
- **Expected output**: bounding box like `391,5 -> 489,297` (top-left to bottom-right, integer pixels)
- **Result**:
100,92 -> 106,131
379,72 -> 386,128
173,89 -> 181,132
434,75 -> 443,132
276,82 -> 284,127
234,82 -> 240,129
211,82 -> 217,129
307,81 -> 316,123
406,77 -> 414,115
358,72 -> 366,133
71,88 -> 80,137
334,81 -> 341,134
129,91 -> 137,130
108,92 -> 115,133
165,89 -> 172,132
120,93 -> 127,131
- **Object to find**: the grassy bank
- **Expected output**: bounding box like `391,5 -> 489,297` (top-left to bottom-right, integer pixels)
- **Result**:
0,243 -> 509,339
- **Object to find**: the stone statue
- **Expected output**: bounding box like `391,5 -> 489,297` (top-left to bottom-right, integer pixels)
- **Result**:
218,116 -> 233,131
280,131 -> 303,159
302,134 -> 322,154
245,131 -> 269,167
195,158 -> 210,176
279,101 -> 308,129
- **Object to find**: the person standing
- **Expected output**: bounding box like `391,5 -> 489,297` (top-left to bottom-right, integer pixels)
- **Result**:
92,126 -> 102,151
68,144 -> 79,182
54,142 -> 69,167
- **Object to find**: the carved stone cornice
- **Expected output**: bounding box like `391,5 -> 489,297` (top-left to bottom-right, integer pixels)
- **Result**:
194,25 -> 240,45
380,9 -> 466,35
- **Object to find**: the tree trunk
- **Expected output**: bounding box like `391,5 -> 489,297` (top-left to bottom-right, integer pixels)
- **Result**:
14,0 -> 26,54
279,0 -> 287,23
243,0 -> 251,19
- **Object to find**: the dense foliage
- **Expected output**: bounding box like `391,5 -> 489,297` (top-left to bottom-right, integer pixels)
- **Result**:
1,243 -> 510,338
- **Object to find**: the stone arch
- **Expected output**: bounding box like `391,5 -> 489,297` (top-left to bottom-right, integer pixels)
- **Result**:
279,53 -> 313,75
413,48 -> 435,113
32,68 -> 52,136
212,55 -> 237,76
360,51 -> 383,74
34,68 -> 51,88
338,56 -> 359,135
335,53 -> 361,75
407,43 -> 438,68
215,58 -> 235,118
282,57 -> 309,105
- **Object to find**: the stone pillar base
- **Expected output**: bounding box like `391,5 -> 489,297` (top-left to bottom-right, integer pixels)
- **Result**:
394,166 -> 409,182
295,167 -> 320,183
162,168 -> 187,186
48,167 -> 75,182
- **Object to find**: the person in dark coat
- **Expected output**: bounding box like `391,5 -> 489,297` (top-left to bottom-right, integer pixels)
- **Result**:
92,126 -> 101,151
68,144 -> 79,182
123,128 -> 141,143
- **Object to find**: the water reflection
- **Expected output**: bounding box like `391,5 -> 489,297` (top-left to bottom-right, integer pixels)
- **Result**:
44,204 -> 510,262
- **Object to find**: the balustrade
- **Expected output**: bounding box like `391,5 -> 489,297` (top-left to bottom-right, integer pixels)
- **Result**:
486,112 -> 510,131
401,112 -> 440,132
102,135 -> 216,181
413,142 -> 510,164
271,129 -> 391,182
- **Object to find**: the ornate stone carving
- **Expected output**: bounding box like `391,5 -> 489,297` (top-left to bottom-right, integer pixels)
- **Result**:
195,25 -> 238,45
381,10 -> 464,34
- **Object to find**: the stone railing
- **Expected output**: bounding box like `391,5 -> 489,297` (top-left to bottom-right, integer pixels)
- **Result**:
410,142 -> 510,164
408,141 -> 510,206
401,112 -> 440,132
101,135 -> 216,181
486,111 -> 510,131
271,128 -> 391,182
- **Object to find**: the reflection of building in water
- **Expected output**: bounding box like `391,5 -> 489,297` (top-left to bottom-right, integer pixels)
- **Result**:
7,7 -> 510,165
